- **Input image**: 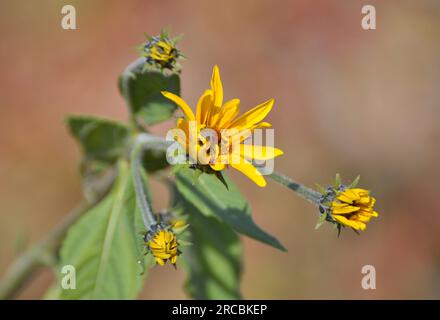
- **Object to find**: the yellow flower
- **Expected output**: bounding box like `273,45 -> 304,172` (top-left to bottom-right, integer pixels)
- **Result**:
150,40 -> 176,64
330,188 -> 379,231
162,65 -> 283,187
142,33 -> 181,70
146,230 -> 179,266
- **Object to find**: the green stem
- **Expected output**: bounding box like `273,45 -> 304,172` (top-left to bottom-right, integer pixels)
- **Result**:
130,133 -> 172,229
268,171 -> 322,205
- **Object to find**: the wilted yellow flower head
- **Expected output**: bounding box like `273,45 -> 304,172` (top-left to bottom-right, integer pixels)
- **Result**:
330,188 -> 379,231
162,65 -> 283,187
142,32 -> 181,71
145,228 -> 179,266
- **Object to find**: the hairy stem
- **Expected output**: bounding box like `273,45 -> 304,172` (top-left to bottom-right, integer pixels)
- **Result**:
268,171 -> 322,205
130,133 -> 172,229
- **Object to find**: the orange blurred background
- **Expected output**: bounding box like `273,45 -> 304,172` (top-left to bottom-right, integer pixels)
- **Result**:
1,0 -> 439,299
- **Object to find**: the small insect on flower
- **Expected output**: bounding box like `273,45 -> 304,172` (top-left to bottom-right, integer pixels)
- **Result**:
141,31 -> 182,71
318,175 -> 379,233
162,65 -> 283,187
144,224 -> 180,267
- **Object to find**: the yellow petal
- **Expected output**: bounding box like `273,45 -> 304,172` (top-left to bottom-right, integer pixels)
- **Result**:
349,221 -> 366,231
351,188 -> 370,197
331,202 -> 360,214
196,89 -> 213,125
356,214 -> 372,223
154,252 -> 171,259
253,122 -> 272,129
332,215 -> 351,226
357,195 -> 372,205
226,122 -> 273,144
160,230 -> 167,242
161,91 -> 195,121
239,145 -> 284,161
175,118 -> 189,146
210,65 -> 223,107
338,189 -> 361,203
207,106 -> 222,128
155,257 -> 165,266
230,157 -> 267,187
357,208 -> 374,215
149,242 -> 165,250
336,194 -> 355,204
151,47 -> 168,61
227,99 -> 274,130
157,41 -> 172,53
333,215 -> 364,230
210,162 -> 226,171
164,231 -> 173,243
213,98 -> 240,129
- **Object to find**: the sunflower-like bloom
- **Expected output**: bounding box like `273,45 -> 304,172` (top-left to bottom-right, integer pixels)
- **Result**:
150,40 -> 176,64
146,229 -> 179,266
162,65 -> 283,187
142,33 -> 181,70
330,188 -> 379,231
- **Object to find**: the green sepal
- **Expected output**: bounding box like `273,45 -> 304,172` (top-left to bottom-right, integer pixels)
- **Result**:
315,183 -> 327,194
334,173 -> 342,188
315,211 -> 327,230
348,175 -> 361,188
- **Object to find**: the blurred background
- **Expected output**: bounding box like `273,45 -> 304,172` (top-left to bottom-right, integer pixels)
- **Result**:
1,0 -> 439,299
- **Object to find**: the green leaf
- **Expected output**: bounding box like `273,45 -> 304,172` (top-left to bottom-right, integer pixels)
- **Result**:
180,201 -> 242,299
120,59 -> 180,125
59,161 -> 150,299
170,163 -> 191,176
43,284 -> 62,300
192,168 -> 203,186
66,115 -> 131,164
66,115 -> 131,200
142,148 -> 169,173
175,168 -> 286,251
79,160 -> 117,202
